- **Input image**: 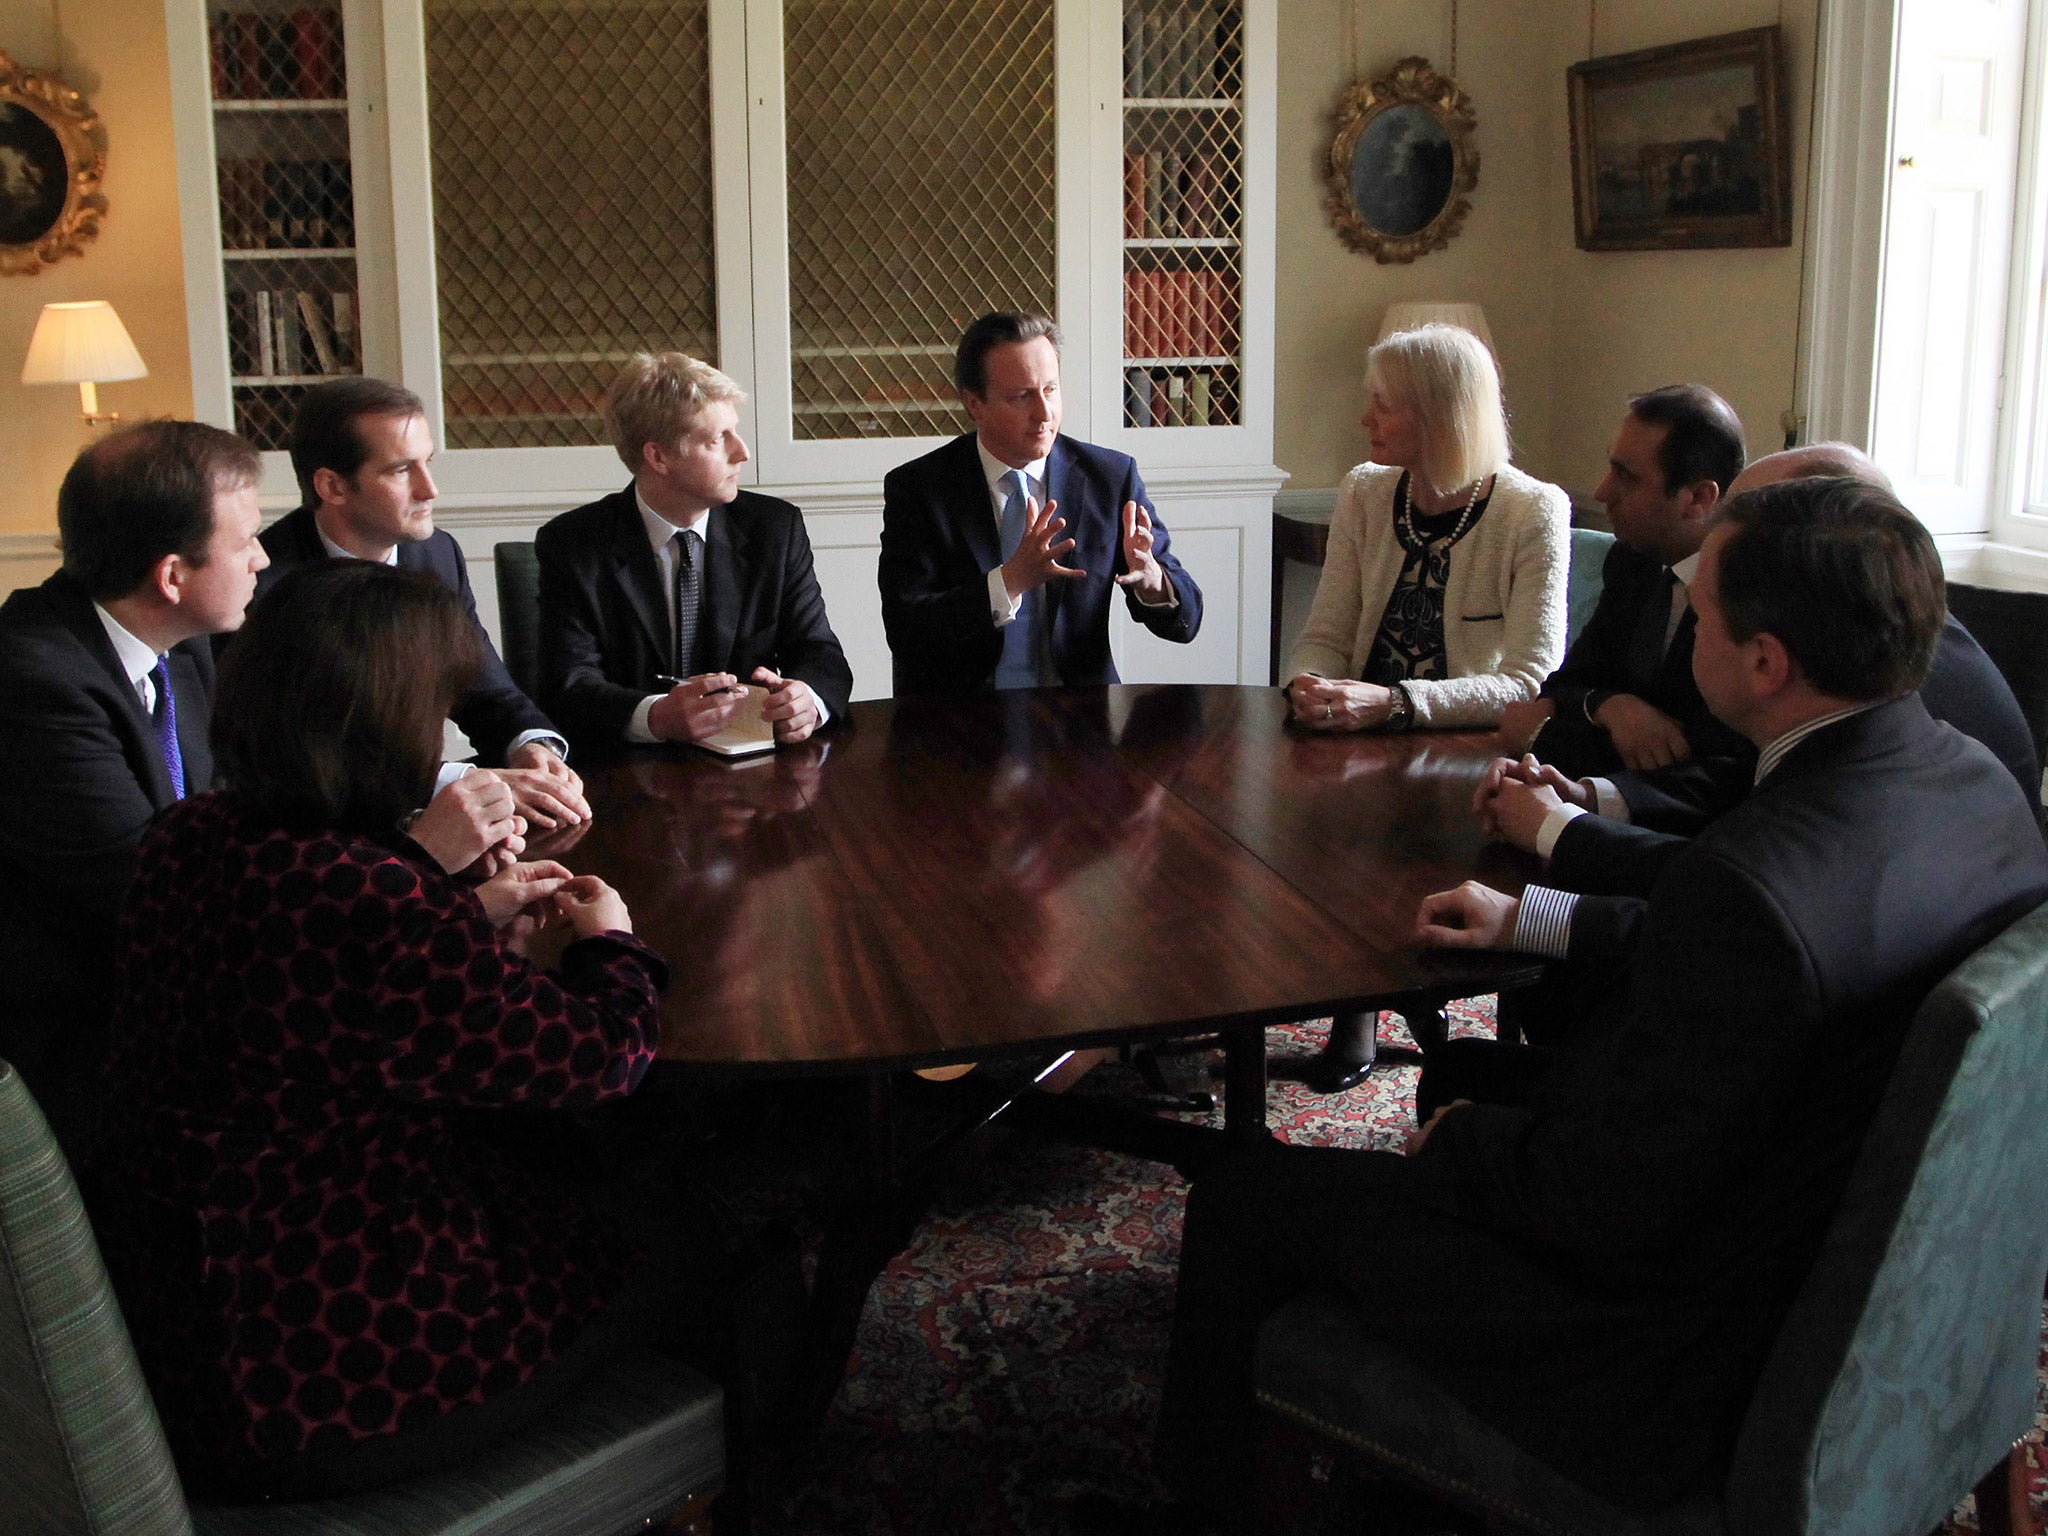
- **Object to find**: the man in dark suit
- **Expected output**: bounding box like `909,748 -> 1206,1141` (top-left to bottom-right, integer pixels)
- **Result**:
1153,476 -> 2048,1527
535,352 -> 851,750
1480,444 -> 2041,901
254,378 -> 589,831
877,311 -> 1202,695
0,421 -> 268,1152
1498,383 -> 1748,778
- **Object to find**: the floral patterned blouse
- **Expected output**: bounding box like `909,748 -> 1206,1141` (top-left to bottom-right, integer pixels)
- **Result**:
89,790 -> 669,1479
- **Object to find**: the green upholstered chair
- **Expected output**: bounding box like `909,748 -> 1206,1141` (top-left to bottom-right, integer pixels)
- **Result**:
1566,527 -> 1616,648
0,1060 -> 725,1536
493,542 -> 543,701
1254,899 -> 2048,1536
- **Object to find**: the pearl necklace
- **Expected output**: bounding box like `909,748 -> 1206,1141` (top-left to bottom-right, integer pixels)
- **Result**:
1398,471 -> 1490,547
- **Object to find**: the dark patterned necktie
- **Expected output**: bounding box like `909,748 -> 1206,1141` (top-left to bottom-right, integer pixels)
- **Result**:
150,657 -> 186,800
672,528 -> 703,678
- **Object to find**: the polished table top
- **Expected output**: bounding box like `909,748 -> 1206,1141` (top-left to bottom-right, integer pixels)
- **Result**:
550,685 -> 1542,1073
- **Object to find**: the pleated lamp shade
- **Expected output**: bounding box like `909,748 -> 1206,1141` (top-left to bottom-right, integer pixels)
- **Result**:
1375,300 -> 1493,357
21,301 -> 148,422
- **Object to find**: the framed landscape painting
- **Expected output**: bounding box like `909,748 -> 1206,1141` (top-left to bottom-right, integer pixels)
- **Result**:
1567,26 -> 1790,252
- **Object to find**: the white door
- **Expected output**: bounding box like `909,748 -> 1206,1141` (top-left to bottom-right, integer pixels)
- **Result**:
1871,0 -> 2028,536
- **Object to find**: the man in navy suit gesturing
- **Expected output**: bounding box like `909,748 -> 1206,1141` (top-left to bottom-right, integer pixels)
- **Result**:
878,311 -> 1202,694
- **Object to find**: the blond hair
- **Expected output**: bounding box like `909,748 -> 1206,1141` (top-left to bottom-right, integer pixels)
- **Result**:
605,352 -> 746,472
1364,323 -> 1511,495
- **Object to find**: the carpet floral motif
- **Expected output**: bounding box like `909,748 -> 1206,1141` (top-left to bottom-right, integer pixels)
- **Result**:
748,1005 -> 2048,1534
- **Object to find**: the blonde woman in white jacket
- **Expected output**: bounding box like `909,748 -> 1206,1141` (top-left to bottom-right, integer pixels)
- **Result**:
1286,322 -> 1568,1090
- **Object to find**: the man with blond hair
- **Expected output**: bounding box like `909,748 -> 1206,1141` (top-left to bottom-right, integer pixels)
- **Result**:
535,352 -> 851,749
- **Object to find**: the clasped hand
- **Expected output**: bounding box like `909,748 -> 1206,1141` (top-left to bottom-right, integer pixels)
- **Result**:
1471,753 -> 1592,851
492,742 -> 590,831
409,771 -> 526,875
1285,673 -> 1393,732
476,859 -> 634,951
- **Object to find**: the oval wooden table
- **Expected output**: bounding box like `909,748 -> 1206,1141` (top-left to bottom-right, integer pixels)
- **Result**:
538,684 -> 1544,1425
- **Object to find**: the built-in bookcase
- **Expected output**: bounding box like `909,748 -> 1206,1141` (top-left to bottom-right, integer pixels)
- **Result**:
205,2 -> 360,451
1121,0 -> 1244,430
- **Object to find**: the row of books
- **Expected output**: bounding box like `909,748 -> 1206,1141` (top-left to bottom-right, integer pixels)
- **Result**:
219,158 -> 355,250
1125,368 -> 1232,428
1123,2 -> 1239,100
1123,147 -> 1233,240
443,382 -> 607,421
210,8 -> 345,100
1123,269 -> 1238,359
229,288 -> 358,378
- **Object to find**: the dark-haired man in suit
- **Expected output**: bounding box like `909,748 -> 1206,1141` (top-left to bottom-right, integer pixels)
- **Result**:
1154,476 -> 2048,1528
535,352 -> 851,750
254,377 -> 589,831
1497,383 -> 1749,779
878,311 -> 1202,695
0,421 -> 268,1151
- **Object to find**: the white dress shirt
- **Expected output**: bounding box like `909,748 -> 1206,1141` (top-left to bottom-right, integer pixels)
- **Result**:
93,604 -> 163,714
623,488 -> 828,744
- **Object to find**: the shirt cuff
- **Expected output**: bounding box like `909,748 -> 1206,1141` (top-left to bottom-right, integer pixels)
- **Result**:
1588,777 -> 1630,821
1534,802 -> 1588,861
1130,576 -> 1178,610
506,729 -> 569,764
1510,885 -> 1577,959
434,760 -> 473,794
987,566 -> 1022,626
626,694 -> 663,744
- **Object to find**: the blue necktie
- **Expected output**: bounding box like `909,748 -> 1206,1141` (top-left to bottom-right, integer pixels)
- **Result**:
150,657 -> 186,800
994,470 -> 1052,689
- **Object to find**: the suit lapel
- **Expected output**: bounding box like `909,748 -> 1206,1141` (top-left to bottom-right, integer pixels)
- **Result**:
50,575 -> 174,806
703,502 -> 742,675
606,490 -> 672,664
953,436 -> 1003,579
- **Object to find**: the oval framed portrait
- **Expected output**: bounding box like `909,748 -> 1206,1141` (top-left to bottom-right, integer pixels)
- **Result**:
0,51 -> 107,276
1324,56 -> 1478,265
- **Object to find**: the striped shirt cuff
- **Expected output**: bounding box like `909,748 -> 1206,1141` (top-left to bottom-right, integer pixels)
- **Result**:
1511,884 -> 1577,959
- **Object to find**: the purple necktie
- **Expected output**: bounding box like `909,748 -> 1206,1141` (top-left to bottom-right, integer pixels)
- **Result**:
150,657 -> 186,800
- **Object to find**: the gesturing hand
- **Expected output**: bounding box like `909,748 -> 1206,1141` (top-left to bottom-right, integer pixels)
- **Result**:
1413,881 -> 1520,950
1000,495 -> 1086,600
1113,499 -> 1171,603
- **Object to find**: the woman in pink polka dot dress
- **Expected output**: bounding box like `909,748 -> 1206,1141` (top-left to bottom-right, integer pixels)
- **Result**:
89,561 -> 671,1500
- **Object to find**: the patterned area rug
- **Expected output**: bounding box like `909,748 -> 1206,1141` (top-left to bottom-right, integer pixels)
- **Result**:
737,1004 -> 2048,1534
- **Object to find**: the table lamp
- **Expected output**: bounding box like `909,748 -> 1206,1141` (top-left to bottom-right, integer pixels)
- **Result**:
1376,300 -> 1493,357
21,300 -> 148,425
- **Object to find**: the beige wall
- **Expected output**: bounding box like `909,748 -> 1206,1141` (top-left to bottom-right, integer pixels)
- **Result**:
1271,0 -> 1820,502
1540,0 -> 1819,500
3,0 -> 1817,534
0,0 -> 192,539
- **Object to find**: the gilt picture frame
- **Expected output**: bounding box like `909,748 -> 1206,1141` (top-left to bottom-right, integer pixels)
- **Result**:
1324,56 -> 1478,266
0,50 -> 107,275
1567,26 -> 1791,252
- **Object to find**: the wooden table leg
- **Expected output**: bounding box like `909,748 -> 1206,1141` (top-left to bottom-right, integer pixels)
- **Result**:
1223,1024 -> 1268,1144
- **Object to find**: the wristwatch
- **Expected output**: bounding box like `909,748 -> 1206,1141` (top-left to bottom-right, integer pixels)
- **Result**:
1384,683 -> 1414,732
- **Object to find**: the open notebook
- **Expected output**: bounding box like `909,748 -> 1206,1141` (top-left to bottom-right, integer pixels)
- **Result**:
692,683 -> 778,758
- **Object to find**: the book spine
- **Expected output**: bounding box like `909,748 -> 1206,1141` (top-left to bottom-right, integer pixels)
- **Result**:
331,290 -> 357,370
1190,370 -> 1212,426
235,13 -> 263,100
1167,372 -> 1187,427
255,290 -> 276,377
209,17 -> 235,98
299,290 -> 339,373
273,293 -> 303,376
1126,367 -> 1151,428
1123,150 -> 1144,239
1123,5 -> 1144,97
